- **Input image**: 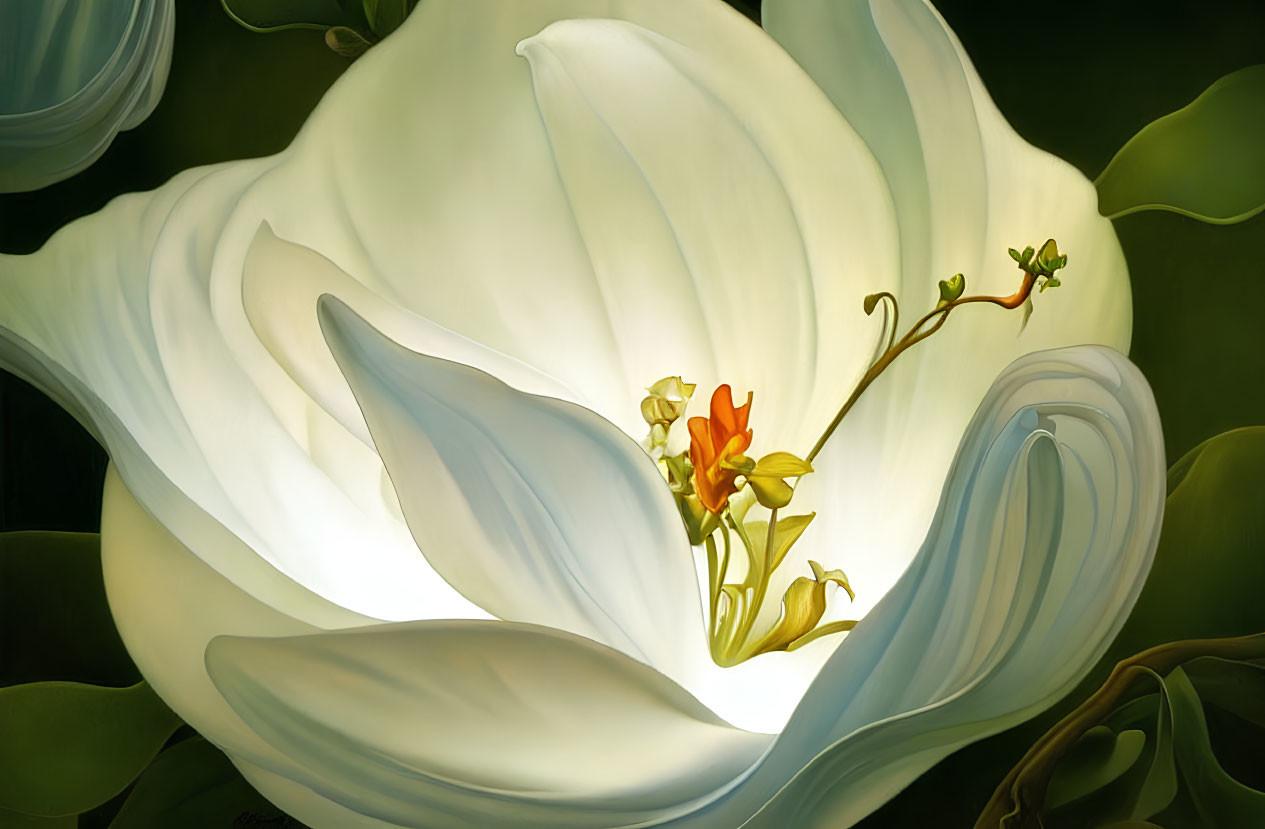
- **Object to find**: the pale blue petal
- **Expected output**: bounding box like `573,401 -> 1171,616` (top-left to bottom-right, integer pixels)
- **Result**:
318,296 -> 710,684
716,346 -> 1164,826
205,620 -> 771,829
0,0 -> 174,192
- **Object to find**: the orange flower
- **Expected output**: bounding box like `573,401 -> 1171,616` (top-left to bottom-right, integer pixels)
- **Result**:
688,384 -> 754,514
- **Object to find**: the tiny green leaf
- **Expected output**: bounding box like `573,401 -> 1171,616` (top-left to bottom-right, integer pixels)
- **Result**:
751,451 -> 813,478
744,513 -> 816,572
325,25 -> 372,58
938,273 -> 966,305
1045,726 -> 1147,810
747,475 -> 794,509
677,494 -> 720,546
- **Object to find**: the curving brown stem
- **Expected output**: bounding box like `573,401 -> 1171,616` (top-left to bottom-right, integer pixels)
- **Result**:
806,270 -> 1039,464
975,632 -> 1265,829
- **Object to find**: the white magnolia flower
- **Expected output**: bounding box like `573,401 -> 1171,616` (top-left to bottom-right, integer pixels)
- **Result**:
0,0 -> 175,193
0,0 -> 1165,826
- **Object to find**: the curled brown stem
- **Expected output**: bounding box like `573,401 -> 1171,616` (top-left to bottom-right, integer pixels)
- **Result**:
975,632 -> 1265,829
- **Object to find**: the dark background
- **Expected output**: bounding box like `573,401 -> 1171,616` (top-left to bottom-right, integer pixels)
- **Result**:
1,1 -> 1263,824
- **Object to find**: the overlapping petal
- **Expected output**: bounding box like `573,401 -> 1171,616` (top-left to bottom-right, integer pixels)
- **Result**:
0,0 -> 174,192
516,15 -> 896,449
318,296 -> 710,683
764,0 -> 1133,621
206,621 -> 770,829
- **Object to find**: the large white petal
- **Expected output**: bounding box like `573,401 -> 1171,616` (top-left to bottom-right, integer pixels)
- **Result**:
0,0 -> 173,192
515,17 -> 896,448
763,0 -> 1133,617
319,297 -> 708,683
205,621 -> 771,829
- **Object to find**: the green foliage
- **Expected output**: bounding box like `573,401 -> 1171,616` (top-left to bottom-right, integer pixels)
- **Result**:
220,0 -> 352,32
221,0 -> 418,55
1026,660 -> 1265,828
363,0 -> 410,37
1184,657 -> 1265,729
1045,726 -> 1146,810
0,681 -> 179,817
111,737 -> 303,828
937,273 -> 966,306
0,532 -> 137,687
1111,427 -> 1265,659
0,809 -> 74,828
1096,65 -> 1265,224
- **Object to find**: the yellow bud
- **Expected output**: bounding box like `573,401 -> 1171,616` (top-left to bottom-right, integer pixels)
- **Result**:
640,376 -> 696,427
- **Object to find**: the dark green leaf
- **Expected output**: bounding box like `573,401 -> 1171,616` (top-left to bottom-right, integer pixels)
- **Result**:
1184,657 -> 1265,729
335,0 -> 371,29
1164,667 -> 1265,826
1047,726 -> 1147,810
0,809 -> 74,828
1131,673 -> 1178,820
0,682 -> 179,817
111,737 -> 303,829
1110,428 -> 1265,659
0,532 -> 138,687
363,0 -> 409,37
1096,65 -> 1265,224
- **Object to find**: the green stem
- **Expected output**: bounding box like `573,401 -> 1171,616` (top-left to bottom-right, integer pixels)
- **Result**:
806,271 -> 1039,464
727,512 -> 759,585
704,534 -> 721,645
731,508 -> 779,657
975,632 -> 1265,829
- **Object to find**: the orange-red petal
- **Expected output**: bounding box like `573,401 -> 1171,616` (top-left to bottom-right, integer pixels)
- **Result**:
688,385 -> 755,515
